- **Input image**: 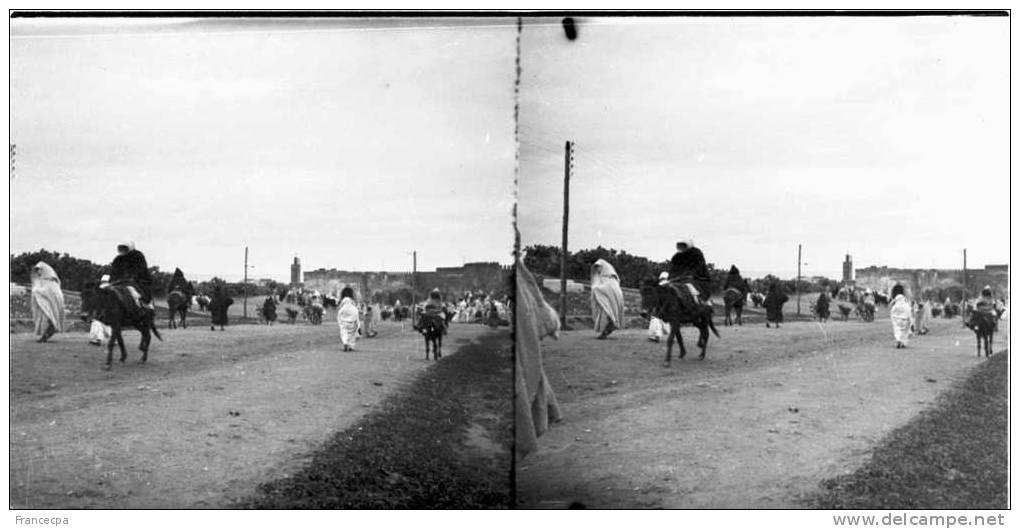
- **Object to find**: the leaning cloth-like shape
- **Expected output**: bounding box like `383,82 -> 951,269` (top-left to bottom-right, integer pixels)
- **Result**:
30,262 -> 65,335
515,259 -> 562,456
590,259 -> 625,335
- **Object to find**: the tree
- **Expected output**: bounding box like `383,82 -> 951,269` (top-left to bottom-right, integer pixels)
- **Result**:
10,249 -> 107,292
521,244 -> 562,278
522,244 -> 670,289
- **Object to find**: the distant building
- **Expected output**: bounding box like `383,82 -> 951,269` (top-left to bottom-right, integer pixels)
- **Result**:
854,264 -> 1008,300
290,257 -> 302,286
841,254 -> 854,285
301,261 -> 509,303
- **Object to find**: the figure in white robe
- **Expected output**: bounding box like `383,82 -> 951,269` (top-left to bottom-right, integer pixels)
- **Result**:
889,286 -> 913,348
647,316 -> 670,342
362,303 -> 380,338
30,262 -> 65,342
1000,301 -> 1009,340
590,259 -> 625,339
337,296 -> 361,351
89,320 -> 111,346
912,300 -> 931,335
89,273 -> 113,345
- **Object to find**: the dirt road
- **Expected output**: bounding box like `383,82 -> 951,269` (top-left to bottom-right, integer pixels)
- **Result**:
516,315 -> 1003,508
10,321 -> 488,508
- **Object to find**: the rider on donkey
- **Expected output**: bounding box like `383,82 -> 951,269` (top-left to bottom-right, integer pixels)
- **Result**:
102,241 -> 155,315
669,239 -> 713,307
418,288 -> 449,335
974,285 -> 998,314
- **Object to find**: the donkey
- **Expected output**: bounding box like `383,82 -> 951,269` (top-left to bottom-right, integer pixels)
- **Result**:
81,282 -> 163,370
964,311 -> 997,358
640,279 -> 720,367
723,288 -> 746,326
415,313 -> 446,360
166,268 -> 193,329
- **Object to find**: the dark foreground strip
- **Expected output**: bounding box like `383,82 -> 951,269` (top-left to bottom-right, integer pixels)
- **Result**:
815,350 -> 1007,509
240,330 -> 512,509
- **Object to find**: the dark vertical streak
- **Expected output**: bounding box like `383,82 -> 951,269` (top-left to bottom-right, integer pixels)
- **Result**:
509,15 -> 522,506
513,17 -> 523,260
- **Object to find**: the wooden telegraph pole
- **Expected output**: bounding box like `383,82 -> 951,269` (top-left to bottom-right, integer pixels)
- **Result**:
412,250 -> 417,308
962,248 -> 967,301
796,244 -> 802,315
243,246 -> 249,319
560,141 -> 573,327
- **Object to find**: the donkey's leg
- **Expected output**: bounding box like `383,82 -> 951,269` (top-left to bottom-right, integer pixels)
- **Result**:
663,328 -> 674,367
139,327 -> 150,363
117,329 -> 128,363
105,329 -> 117,369
676,326 -> 688,360
697,324 -> 709,360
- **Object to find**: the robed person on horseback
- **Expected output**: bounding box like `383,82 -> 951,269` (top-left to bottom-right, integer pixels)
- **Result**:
974,285 -> 997,315
105,241 -> 154,314
722,265 -> 749,294
420,288 -> 449,335
167,268 -> 192,297
669,239 -> 713,306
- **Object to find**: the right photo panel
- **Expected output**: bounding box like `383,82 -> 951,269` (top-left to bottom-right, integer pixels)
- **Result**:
514,14 -> 1008,509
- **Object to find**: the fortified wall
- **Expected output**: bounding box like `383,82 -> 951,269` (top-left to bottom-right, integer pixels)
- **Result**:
302,261 -> 510,302
853,265 -> 1008,300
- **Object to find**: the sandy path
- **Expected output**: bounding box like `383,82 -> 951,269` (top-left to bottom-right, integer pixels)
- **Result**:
516,316 -> 1001,508
10,321 -> 487,508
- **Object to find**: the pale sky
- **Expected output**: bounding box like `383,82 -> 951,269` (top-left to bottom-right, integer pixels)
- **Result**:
517,16 -> 1009,279
11,17 -> 517,281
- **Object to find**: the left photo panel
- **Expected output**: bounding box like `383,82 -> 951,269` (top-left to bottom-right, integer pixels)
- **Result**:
10,16 -> 516,509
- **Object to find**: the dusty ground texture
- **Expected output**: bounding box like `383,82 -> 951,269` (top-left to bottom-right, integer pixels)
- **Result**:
815,349 -> 1007,509
10,320 -> 499,508
244,330 -> 512,508
515,311 -> 1007,509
